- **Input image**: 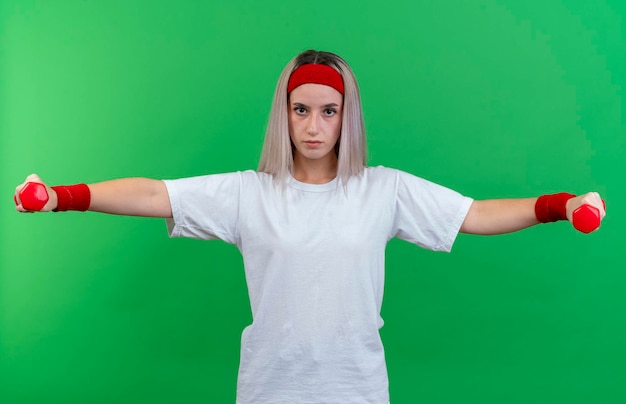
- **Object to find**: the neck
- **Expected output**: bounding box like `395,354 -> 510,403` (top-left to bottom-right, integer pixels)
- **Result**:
292,153 -> 338,184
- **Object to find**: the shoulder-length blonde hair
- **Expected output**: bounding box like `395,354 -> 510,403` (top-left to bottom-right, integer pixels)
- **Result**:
257,50 -> 367,184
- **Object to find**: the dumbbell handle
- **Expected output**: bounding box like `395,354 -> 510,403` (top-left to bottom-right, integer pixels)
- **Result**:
15,182 -> 49,211
572,201 -> 605,234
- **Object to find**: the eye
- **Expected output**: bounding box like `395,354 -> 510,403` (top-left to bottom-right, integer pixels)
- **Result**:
324,108 -> 337,117
294,107 -> 307,115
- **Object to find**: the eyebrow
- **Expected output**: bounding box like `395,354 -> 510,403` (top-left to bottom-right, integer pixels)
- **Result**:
292,102 -> 340,108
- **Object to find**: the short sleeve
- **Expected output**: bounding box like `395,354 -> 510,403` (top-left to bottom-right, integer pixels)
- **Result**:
392,170 -> 473,252
163,172 -> 242,244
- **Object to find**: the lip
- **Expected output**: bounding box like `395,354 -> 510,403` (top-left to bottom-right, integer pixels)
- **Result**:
303,140 -> 323,148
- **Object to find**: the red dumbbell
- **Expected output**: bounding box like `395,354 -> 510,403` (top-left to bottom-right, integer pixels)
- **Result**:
572,201 -> 606,234
14,182 -> 49,211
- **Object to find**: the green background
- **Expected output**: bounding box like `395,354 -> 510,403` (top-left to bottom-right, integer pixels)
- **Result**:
1,0 -> 624,403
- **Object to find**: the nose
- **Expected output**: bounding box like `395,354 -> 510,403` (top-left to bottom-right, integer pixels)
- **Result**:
307,112 -> 321,135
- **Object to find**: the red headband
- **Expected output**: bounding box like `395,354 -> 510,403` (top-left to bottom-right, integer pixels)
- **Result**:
287,64 -> 344,95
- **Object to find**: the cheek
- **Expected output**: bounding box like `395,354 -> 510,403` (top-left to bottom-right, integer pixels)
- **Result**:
332,111 -> 343,136
331,119 -> 342,138
287,115 -> 297,140
288,113 -> 304,132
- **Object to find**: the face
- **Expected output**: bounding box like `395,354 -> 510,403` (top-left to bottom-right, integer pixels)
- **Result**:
288,83 -> 343,166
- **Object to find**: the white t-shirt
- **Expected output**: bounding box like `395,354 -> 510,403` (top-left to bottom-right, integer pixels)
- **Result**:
164,166 -> 473,404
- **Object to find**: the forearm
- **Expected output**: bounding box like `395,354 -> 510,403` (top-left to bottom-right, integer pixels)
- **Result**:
460,198 -> 539,235
88,178 -> 172,218
15,174 -> 172,217
460,192 -> 606,235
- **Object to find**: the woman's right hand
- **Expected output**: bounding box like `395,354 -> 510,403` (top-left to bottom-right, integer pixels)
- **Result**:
14,174 -> 58,212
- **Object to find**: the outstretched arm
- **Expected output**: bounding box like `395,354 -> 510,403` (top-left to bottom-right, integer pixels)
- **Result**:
460,192 -> 605,235
14,174 -> 172,218
460,198 -> 538,235
89,178 -> 172,217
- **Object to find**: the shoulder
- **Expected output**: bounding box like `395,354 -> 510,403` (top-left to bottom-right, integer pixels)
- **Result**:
170,170 -> 272,183
362,165 -> 401,180
361,165 -> 421,186
164,170 -> 269,191
362,166 -> 458,195
340,166 -> 403,195
241,170 -> 275,186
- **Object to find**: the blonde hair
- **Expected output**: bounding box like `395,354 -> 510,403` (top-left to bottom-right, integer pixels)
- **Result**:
257,50 -> 367,184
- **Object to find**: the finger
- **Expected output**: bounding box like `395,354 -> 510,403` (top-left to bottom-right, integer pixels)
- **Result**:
14,183 -> 26,206
15,176 -> 40,201
580,193 -> 603,214
588,192 -> 606,219
15,176 -> 48,212
15,203 -> 32,213
25,173 -> 43,183
15,182 -> 26,194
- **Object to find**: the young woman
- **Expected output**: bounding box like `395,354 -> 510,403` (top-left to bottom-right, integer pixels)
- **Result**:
14,50 -> 605,404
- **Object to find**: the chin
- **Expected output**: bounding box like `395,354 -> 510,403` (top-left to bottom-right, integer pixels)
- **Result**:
302,150 -> 333,160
